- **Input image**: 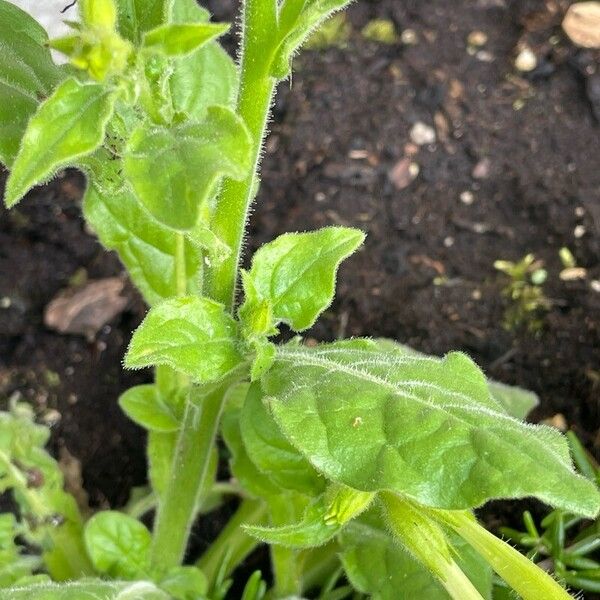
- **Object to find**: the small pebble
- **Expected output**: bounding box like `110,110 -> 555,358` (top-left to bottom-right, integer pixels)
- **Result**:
471,289 -> 482,300
460,190 -> 475,205
410,122 -> 436,145
515,47 -> 537,72
401,29 -> 418,45
467,31 -> 488,47
559,267 -> 587,281
0,297 -> 11,309
575,206 -> 585,217
472,157 -> 491,179
476,50 -> 495,62
591,280 -> 600,292
574,225 -> 586,238
444,236 -> 455,248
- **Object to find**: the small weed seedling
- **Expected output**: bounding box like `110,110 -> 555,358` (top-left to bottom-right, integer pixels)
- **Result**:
494,254 -> 551,332
1,1 -> 599,598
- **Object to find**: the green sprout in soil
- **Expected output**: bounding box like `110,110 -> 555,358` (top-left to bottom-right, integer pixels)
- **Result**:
494,254 -> 551,332
361,18 -> 398,45
305,13 -> 352,50
0,0 -> 599,598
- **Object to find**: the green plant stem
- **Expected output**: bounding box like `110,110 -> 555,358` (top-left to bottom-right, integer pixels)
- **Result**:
435,509 -> 572,600
197,498 -> 267,587
150,382 -> 229,570
174,232 -> 187,297
381,493 -> 484,600
207,0 -> 277,311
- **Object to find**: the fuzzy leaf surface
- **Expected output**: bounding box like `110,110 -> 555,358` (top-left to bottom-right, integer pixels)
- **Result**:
84,512 -> 151,579
241,227 -> 364,332
118,384 -> 180,432
272,0 -> 354,78
4,580 -> 168,599
126,296 -> 242,381
124,106 -> 252,230
116,0 -> 167,42
240,383 -> 324,495
5,79 -> 115,207
0,1 -> 63,166
83,176 -> 202,306
143,23 -> 229,57
263,341 -> 600,516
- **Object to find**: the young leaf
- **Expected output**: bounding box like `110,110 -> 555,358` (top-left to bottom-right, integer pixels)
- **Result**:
167,0 -> 238,117
84,511 -> 152,579
158,566 -> 208,600
118,384 -> 181,432
143,23 -> 229,57
0,0 -> 63,165
125,296 -> 242,381
3,580 -> 169,599
4,79 -> 116,207
115,0 -> 167,43
240,383 -> 325,495
240,227 -> 365,332
80,0 -> 118,30
83,176 -> 202,306
263,341 -> 600,517
271,0 -> 354,79
124,106 -> 252,230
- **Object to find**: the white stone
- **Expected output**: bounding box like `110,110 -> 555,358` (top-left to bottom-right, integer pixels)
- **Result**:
409,122 -> 436,145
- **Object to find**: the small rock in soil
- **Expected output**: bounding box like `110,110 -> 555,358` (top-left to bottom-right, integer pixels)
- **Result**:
515,47 -> 538,72
388,158 -> 420,190
44,277 -> 128,340
472,157 -> 492,179
562,2 -> 600,49
410,121 -> 437,145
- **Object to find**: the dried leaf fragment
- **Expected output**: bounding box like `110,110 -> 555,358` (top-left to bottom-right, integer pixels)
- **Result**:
563,2 -> 600,48
44,277 -> 128,339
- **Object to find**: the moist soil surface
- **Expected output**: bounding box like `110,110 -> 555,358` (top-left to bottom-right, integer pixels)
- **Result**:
1,0 -> 599,594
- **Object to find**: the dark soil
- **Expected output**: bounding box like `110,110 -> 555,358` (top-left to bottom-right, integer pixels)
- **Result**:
1,0 -> 599,594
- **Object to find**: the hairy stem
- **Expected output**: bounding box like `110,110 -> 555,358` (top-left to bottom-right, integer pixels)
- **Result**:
206,0 -> 277,311
435,509 -> 572,600
150,382 -> 229,570
197,498 -> 267,587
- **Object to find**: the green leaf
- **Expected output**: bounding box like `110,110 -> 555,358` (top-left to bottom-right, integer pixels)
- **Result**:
119,384 -> 180,432
271,0 -> 354,79
3,579 -> 169,599
167,0 -> 238,118
124,106 -> 252,230
81,0 -> 118,30
263,340 -> 600,517
82,173 -> 202,306
84,512 -> 151,579
240,383 -> 325,495
158,566 -> 208,600
375,338 -> 539,420
0,0 -> 63,165
340,509 -> 492,599
125,296 -> 242,381
143,23 -> 229,57
116,0 -> 167,43
5,78 -> 116,207
240,227 -> 365,332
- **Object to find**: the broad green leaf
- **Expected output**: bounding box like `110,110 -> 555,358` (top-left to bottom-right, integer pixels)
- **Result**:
271,0 -> 354,79
125,296 -> 242,381
5,79 -> 116,207
375,338 -> 539,419
263,341 -> 600,517
84,512 -> 151,579
240,227 -> 365,332
118,384 -> 180,432
167,0 -> 238,118
116,0 -> 167,43
0,1 -> 63,165
124,106 -> 252,230
240,383 -> 325,495
158,566 -> 208,600
3,580 -> 168,599
340,510 -> 492,600
143,23 -> 229,57
82,175 -> 202,306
